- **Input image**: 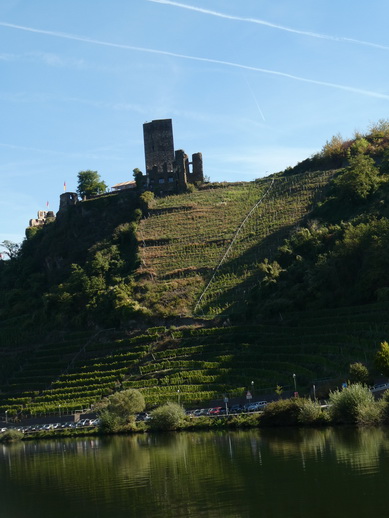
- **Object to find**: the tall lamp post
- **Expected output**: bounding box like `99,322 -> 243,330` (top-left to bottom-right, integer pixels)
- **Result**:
292,373 -> 297,396
177,389 -> 180,406
5,410 -> 8,424
251,380 -> 254,400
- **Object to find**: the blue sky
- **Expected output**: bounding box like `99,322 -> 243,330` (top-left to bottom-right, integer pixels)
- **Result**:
1,0 -> 389,245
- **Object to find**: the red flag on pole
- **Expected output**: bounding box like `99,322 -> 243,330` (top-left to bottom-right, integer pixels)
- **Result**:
64,181 -> 67,192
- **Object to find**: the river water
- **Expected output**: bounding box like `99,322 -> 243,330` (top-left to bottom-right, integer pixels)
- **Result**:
1,427 -> 389,518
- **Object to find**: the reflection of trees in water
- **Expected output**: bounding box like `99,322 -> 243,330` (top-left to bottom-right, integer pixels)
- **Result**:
3,428 -> 389,516
331,427 -> 389,473
262,426 -> 389,474
0,432 -> 255,516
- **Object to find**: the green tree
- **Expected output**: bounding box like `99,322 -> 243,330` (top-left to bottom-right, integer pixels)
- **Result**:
321,133 -> 345,158
106,388 -> 145,421
133,168 -> 144,189
149,401 -> 185,431
348,137 -> 370,157
0,240 -> 21,260
334,154 -> 380,202
77,170 -> 107,198
328,383 -> 379,424
349,362 -> 369,385
374,341 -> 389,377
274,385 -> 284,399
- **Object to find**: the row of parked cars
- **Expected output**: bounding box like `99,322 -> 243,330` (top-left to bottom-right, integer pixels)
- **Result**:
1,403 -> 269,432
188,401 -> 268,416
0,418 -> 100,434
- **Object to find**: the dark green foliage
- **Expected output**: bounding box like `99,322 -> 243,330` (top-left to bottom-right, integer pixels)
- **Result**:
0,192 -> 143,328
260,398 -> 304,427
250,216 -> 389,315
133,168 -> 143,189
106,388 -> 145,420
0,240 -> 21,259
150,402 -> 186,431
334,154 -> 380,203
374,341 -> 389,377
98,409 -> 122,433
349,362 -> 370,385
0,429 -> 23,442
77,170 -> 107,198
328,383 -> 379,424
379,390 -> 389,424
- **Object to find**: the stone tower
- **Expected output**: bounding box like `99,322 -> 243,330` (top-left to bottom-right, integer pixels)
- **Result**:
143,118 -> 204,194
143,119 -> 175,175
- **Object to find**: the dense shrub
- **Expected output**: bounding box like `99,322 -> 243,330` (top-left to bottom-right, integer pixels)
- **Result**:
298,399 -> 328,425
260,398 -> 327,427
149,402 -> 186,431
328,383 -> 379,425
260,398 -> 304,426
355,400 -> 384,426
98,409 -> 122,433
0,429 -> 23,442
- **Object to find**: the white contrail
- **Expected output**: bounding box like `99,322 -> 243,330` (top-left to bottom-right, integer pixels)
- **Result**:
148,0 -> 389,51
1,21 -> 389,100
244,76 -> 266,122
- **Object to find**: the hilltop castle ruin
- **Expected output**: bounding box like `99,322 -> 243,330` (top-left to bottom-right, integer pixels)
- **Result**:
143,119 -> 203,194
28,119 -> 202,229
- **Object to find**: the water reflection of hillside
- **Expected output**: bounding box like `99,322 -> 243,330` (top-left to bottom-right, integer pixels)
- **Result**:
2,428 -> 389,517
261,426 -> 389,474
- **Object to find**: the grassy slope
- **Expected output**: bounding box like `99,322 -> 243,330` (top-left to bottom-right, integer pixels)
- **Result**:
136,170 -> 335,317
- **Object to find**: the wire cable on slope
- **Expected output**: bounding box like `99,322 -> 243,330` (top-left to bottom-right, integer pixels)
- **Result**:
194,177 -> 276,313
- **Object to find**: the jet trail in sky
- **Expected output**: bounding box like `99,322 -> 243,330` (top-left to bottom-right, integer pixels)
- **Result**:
1,21 -> 389,100
148,0 -> 389,51
244,77 -> 266,122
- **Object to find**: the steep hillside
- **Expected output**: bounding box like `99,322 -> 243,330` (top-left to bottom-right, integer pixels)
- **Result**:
2,121 -> 389,417
136,170 -> 335,317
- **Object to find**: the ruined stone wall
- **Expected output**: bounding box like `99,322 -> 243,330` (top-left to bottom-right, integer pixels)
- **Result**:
58,192 -> 79,212
189,152 -> 204,184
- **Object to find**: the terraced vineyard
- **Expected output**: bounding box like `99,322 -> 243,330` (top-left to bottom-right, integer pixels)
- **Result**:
136,170 -> 336,317
3,165 -> 389,421
1,302 -> 387,417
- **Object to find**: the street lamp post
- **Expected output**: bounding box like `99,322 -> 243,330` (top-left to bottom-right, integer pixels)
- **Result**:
177,389 -> 180,406
292,373 -> 297,395
251,380 -> 254,399
5,410 -> 8,423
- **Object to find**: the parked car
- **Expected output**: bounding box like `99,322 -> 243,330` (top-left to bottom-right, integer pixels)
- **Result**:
229,404 -> 244,414
246,401 -> 268,412
136,412 -> 149,421
208,407 -> 222,415
193,408 -> 207,416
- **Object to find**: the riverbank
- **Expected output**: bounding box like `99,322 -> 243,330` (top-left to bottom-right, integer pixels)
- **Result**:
1,383 -> 387,442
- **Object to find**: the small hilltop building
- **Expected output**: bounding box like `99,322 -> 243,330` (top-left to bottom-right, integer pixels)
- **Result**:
29,210 -> 55,228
